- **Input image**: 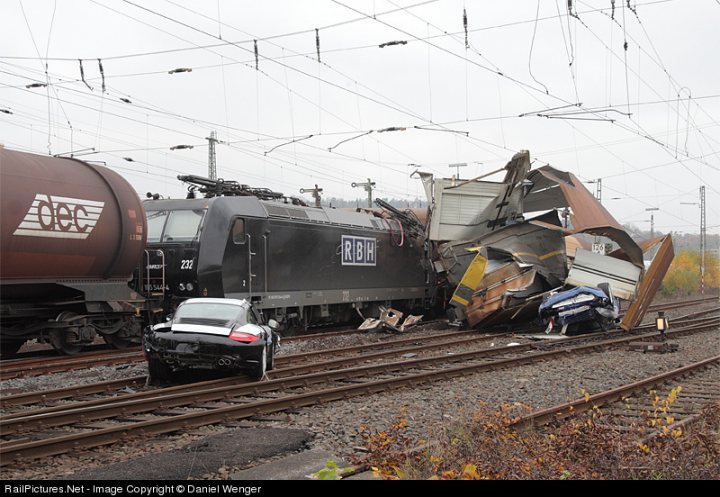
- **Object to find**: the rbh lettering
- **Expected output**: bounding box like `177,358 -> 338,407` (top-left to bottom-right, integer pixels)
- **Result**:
341,235 -> 376,266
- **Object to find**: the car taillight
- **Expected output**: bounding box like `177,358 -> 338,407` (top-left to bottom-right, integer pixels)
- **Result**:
229,331 -> 260,343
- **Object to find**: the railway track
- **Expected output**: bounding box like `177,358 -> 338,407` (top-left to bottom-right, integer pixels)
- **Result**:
0,327 -> 491,409
0,347 -> 143,381
0,321 -> 445,381
1,312 -> 717,465
1,295 -> 716,380
3,307 -> 717,410
514,354 -> 720,440
638,295 -> 718,311
2,307 -> 717,412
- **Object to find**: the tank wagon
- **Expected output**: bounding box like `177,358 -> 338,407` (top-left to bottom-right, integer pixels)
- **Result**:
0,148 -> 148,355
143,175 -> 435,333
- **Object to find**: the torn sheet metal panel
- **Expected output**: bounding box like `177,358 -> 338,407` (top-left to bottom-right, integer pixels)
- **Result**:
566,248 -> 642,300
466,151 -> 531,236
429,179 -> 504,241
438,210 -> 567,290
422,149 -> 671,332
428,151 -> 531,241
564,235 -> 589,259
358,318 -> 382,331
607,234 -> 666,264
358,306 -> 403,331
400,314 -> 423,331
380,307 -> 403,327
357,306 -> 423,333
464,263 -> 538,327
450,251 -> 488,308
621,234 -> 675,331
525,166 -> 644,267
482,290 -> 551,327
525,167 -> 621,228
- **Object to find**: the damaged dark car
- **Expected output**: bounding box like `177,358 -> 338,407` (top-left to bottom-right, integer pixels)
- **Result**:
143,298 -> 279,382
538,283 -> 620,334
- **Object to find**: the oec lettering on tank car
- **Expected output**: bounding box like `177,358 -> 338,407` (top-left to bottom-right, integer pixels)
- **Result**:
13,193 -> 105,239
0,149 -> 150,356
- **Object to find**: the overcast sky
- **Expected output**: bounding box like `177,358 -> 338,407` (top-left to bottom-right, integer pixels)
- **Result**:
1,0 -> 718,237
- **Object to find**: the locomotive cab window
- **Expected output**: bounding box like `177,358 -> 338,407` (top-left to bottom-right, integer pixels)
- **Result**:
147,210 -> 168,243
232,218 -> 246,244
163,209 -> 205,242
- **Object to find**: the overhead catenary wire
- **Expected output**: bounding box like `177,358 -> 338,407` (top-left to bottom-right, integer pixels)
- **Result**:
2,0 -> 676,64
528,0 -> 551,95
102,0 -> 512,174
7,5 -> 716,182
49,3 -> 720,187
553,0 -> 580,102
82,0 -> 442,173
6,1 -> 717,216
102,0 -> 583,177
578,0 -> 720,171
5,64 -> 436,179
362,0 -> 704,202
4,32 -> 434,178
12,0 -> 704,174
337,0 -> 718,197
9,77 -> 427,199
544,2 -> 720,192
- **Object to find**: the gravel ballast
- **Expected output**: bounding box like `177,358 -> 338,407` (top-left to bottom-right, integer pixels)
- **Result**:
2,304 -> 718,480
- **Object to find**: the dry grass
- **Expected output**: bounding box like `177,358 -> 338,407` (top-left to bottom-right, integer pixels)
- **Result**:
355,395 -> 720,480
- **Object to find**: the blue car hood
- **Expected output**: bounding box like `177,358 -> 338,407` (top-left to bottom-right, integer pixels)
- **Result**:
539,286 -> 609,312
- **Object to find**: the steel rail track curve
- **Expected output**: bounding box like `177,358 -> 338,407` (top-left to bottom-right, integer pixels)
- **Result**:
1,295 -> 715,379
1,317 -> 717,465
2,306 -> 717,410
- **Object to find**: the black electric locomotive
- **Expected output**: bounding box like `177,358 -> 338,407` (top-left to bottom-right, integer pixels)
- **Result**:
143,176 -> 435,333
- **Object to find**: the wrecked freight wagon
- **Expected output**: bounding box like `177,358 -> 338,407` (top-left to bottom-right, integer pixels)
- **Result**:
417,150 -> 674,332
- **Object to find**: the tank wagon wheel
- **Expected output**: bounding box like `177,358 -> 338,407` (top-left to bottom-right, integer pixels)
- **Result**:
102,333 -> 134,350
49,312 -> 91,355
279,326 -> 296,338
0,340 -> 26,359
101,318 -> 142,350
279,315 -> 304,337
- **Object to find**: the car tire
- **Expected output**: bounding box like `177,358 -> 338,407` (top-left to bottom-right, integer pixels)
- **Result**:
266,343 -> 275,371
148,356 -> 172,383
249,346 -> 267,380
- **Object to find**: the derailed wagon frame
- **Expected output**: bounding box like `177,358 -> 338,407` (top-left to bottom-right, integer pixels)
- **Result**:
419,150 -> 674,332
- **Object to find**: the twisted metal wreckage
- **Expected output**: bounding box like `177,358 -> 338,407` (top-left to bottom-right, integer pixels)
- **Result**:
375,150 -> 674,333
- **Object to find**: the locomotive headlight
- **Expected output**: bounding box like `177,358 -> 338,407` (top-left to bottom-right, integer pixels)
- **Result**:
179,283 -> 186,291
186,283 -> 194,292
